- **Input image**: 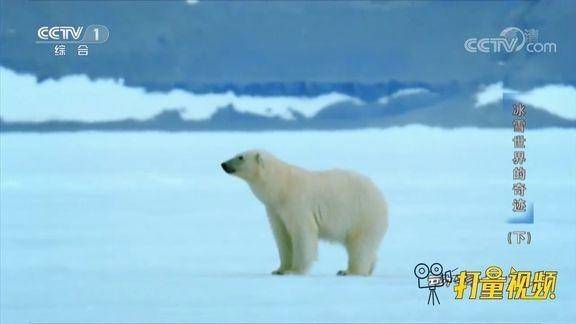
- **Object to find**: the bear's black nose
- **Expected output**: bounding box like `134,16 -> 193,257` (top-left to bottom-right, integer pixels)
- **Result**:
221,162 -> 235,174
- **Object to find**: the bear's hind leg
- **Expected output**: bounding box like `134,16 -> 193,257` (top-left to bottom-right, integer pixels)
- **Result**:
340,230 -> 380,276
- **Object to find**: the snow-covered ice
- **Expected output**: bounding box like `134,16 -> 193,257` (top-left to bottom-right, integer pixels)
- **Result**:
1,127 -> 575,323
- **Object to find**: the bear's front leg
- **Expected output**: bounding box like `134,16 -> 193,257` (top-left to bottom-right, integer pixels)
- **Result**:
285,222 -> 318,275
266,207 -> 293,275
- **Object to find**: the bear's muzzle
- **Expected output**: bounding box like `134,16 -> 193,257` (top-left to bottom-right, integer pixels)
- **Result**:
221,162 -> 235,174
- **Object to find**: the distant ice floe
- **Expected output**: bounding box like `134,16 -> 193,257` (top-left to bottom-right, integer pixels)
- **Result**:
2,67 -> 574,123
0,68 -> 358,122
475,82 -> 509,107
475,81 -> 576,120
377,87 -> 430,105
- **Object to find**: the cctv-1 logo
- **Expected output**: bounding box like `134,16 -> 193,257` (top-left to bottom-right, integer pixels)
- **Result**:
36,25 -> 109,43
37,26 -> 83,41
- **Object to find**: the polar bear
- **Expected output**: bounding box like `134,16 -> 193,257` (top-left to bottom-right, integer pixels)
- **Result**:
221,150 -> 388,276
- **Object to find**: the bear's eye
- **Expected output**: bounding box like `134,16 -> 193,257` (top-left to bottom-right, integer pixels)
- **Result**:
238,155 -> 244,161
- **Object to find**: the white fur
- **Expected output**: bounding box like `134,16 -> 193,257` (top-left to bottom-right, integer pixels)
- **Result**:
221,150 -> 388,276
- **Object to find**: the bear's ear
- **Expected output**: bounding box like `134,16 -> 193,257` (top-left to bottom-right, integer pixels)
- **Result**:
255,153 -> 263,166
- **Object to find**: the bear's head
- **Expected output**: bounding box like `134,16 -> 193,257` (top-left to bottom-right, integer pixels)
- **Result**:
221,150 -> 267,182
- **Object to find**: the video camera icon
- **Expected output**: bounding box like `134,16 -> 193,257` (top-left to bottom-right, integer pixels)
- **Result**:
414,263 -> 456,305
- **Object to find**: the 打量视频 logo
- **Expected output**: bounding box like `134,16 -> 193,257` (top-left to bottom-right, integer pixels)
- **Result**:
414,263 -> 558,305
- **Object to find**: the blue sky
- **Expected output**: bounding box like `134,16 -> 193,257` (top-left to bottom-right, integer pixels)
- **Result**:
1,1 -> 574,89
